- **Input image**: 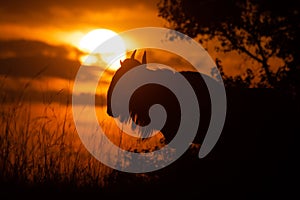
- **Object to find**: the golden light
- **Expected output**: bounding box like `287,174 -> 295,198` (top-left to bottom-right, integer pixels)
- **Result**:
79,29 -> 126,70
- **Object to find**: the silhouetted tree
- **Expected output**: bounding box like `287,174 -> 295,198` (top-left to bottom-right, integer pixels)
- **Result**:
158,0 -> 299,89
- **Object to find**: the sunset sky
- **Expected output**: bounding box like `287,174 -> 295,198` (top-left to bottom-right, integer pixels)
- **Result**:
0,1 -> 165,109
0,0 -> 243,113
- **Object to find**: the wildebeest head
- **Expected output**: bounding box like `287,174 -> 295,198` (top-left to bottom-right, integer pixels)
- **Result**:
106,49 -> 146,117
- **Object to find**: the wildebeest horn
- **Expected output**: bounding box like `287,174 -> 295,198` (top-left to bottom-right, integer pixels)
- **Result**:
131,49 -> 137,59
142,51 -> 147,64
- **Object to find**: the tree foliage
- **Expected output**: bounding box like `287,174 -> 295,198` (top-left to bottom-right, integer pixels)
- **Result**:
158,0 -> 299,89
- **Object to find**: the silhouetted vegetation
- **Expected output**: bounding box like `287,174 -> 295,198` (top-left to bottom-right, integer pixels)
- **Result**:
0,72 -> 161,197
0,79 -> 113,196
158,0 -> 299,91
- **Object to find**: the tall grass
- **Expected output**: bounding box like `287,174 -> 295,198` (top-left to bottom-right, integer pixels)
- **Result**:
0,98 -> 115,191
0,76 -> 166,193
0,72 -> 118,193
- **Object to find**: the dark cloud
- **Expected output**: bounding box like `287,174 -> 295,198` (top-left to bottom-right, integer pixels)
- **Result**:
0,39 -> 117,81
0,39 -> 116,106
0,40 -> 81,80
0,40 -> 81,58
0,0 -> 160,27
0,56 -> 81,80
1,0 -> 158,13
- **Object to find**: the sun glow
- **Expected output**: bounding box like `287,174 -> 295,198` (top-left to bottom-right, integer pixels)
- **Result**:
79,29 -> 126,70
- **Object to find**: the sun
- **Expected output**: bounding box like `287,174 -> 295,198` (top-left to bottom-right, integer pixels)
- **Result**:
79,29 -> 126,70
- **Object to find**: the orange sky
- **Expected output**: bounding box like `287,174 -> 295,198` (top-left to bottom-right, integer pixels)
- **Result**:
0,0 -> 255,111
0,0 -> 251,76
0,0 -> 166,46
0,0 -> 164,106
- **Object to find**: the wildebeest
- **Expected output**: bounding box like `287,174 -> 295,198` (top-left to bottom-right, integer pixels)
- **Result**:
105,50 -> 298,196
107,48 -> 299,195
106,49 -> 213,145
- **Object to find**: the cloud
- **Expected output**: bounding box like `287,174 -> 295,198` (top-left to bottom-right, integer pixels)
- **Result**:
0,0 -> 161,28
1,0 -> 158,14
0,39 -> 82,80
0,39 -> 114,106
0,40 -> 81,58
0,55 -> 81,80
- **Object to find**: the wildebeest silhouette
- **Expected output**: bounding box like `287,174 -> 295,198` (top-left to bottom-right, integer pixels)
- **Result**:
106,49 -> 213,145
106,50 -> 298,196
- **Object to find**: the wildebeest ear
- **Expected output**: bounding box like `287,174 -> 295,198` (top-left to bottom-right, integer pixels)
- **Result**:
131,49 -> 137,59
142,51 -> 147,64
120,60 -> 123,66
